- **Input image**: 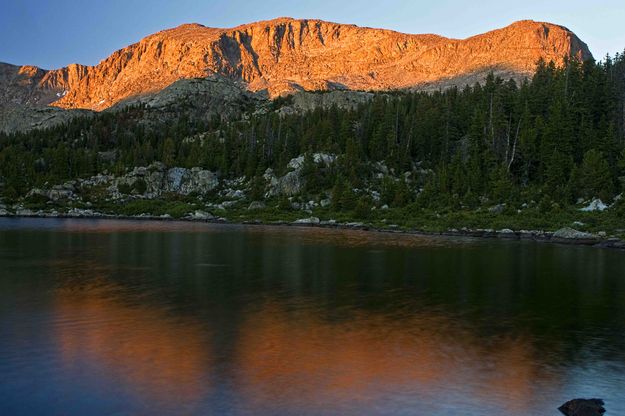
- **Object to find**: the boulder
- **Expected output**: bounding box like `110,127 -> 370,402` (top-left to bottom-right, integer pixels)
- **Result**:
312,153 -> 336,165
300,200 -> 317,211
345,222 -> 365,227
188,210 -> 214,220
488,204 -> 506,214
293,217 -> 320,225
267,153 -> 336,196
67,208 -> 100,217
164,167 -> 186,192
15,208 -> 35,216
580,199 -> 608,212
558,398 -> 605,416
287,153 -> 336,170
27,187 -> 75,202
180,167 -> 219,195
48,188 -> 74,201
223,189 -> 245,199
276,170 -> 303,196
497,228 -> 516,238
262,168 -> 279,196
552,227 -> 598,244
248,201 -> 266,210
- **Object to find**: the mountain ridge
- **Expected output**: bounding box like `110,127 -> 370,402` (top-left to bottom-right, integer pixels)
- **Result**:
1,18 -> 592,112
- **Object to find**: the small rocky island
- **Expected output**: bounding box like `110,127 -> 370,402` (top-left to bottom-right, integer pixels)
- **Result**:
559,399 -> 606,416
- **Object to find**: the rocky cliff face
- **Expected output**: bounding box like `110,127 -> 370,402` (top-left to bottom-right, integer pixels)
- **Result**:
1,18 -> 592,112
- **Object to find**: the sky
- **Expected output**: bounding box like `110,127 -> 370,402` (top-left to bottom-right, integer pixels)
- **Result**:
1,0 -> 625,69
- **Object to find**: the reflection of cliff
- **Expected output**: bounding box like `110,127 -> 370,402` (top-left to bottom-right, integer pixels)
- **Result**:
52,277 -> 212,406
40,228 -> 625,414
50,268 -> 555,413
232,303 -> 554,413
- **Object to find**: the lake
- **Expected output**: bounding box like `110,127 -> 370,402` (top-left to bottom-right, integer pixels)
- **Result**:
0,218 -> 624,415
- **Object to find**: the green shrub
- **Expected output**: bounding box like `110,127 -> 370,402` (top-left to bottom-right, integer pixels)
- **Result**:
24,193 -> 49,205
114,199 -> 195,218
354,197 -> 372,219
133,179 -> 147,194
277,196 -> 292,211
118,183 -> 132,194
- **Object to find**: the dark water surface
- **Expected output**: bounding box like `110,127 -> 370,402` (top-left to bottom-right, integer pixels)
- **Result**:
1,218 -> 624,415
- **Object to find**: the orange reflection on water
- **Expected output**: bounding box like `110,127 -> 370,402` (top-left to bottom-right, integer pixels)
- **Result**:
52,277 -> 212,406
48,258 -> 556,414
482,340 -> 543,412
243,225 -> 471,249
233,303 -> 556,412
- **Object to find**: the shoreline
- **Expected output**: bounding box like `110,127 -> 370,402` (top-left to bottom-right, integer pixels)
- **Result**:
2,212 -> 624,250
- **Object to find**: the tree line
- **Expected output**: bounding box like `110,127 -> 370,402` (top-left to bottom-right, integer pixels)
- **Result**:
1,54 -> 624,210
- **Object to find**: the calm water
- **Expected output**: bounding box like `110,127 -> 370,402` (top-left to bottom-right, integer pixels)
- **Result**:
0,218 -> 624,415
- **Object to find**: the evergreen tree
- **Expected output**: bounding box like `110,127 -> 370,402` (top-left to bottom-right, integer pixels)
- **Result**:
579,149 -> 615,200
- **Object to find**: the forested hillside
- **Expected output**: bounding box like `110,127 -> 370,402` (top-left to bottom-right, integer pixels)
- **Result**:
1,54 -> 624,234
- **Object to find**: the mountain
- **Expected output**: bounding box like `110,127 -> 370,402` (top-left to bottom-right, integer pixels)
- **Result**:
1,18 -> 591,113
1,31 -> 623,239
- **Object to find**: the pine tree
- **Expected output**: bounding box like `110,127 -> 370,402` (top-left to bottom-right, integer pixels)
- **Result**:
161,137 -> 176,167
579,149 -> 615,201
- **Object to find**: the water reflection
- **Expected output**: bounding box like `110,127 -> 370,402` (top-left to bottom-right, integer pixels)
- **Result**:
53,276 -> 212,407
48,281 -> 560,415
0,218 -> 624,415
232,302 -> 557,414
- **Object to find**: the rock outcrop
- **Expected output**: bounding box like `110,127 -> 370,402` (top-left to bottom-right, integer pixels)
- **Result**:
558,398 -> 606,416
264,153 -> 336,196
111,162 -> 219,198
276,90 -> 375,116
110,75 -> 263,120
579,198 -> 609,212
0,74 -> 261,133
552,227 -> 599,244
1,18 -> 592,113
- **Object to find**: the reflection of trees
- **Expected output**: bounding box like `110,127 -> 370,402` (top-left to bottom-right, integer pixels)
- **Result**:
7,220 -> 622,413
51,222 -> 625,369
